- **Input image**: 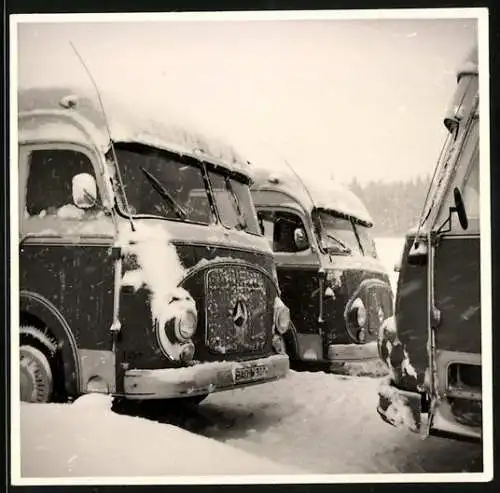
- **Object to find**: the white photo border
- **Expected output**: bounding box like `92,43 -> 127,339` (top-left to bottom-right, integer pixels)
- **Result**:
9,7 -> 492,485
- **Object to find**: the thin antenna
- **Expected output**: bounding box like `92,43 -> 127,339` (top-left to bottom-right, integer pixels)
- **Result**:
411,135 -> 449,244
282,158 -> 318,212
265,143 -> 330,255
69,41 -> 136,232
261,141 -> 322,214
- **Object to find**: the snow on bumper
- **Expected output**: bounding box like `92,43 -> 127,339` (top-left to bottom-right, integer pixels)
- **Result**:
377,378 -> 423,434
123,354 -> 290,399
377,379 -> 483,442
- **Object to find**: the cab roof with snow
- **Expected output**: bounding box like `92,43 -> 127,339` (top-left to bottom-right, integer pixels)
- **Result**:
17,86 -> 253,179
457,45 -> 478,81
251,167 -> 373,226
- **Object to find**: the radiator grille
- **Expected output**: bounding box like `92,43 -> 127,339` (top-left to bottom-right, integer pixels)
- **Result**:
205,265 -> 272,354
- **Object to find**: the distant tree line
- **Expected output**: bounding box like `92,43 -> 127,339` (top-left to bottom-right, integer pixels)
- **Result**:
348,175 -> 431,236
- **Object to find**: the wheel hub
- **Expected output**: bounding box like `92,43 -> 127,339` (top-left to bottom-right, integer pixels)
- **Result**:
20,345 -> 53,403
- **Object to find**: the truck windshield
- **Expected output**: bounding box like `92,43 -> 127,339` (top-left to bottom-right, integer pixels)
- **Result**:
355,224 -> 378,258
315,210 -> 376,257
110,145 -> 260,234
112,145 -> 214,224
208,171 -> 261,235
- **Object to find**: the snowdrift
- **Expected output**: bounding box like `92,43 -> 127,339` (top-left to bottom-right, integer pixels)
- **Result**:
20,394 -> 300,478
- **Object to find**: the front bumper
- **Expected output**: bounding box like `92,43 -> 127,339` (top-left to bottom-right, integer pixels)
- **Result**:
328,340 -> 378,362
123,353 -> 289,399
377,378 -> 482,442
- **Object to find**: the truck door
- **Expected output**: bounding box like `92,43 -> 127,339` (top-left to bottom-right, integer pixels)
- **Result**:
19,145 -> 118,397
257,208 -> 324,360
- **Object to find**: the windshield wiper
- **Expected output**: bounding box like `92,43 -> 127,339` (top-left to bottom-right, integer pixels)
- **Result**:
224,177 -> 247,230
324,233 -> 351,254
140,167 -> 187,221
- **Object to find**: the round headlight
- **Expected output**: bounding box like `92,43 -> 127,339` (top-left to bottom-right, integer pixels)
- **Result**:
174,309 -> 197,341
274,297 -> 291,334
352,298 -> 367,327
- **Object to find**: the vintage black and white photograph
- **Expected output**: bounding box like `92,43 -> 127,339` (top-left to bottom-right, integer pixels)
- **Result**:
9,8 -> 491,484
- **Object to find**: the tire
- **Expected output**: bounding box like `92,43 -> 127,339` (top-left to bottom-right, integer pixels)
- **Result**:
20,344 -> 54,403
112,394 -> 209,419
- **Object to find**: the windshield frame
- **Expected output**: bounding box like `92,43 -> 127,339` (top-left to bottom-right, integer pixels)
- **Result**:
108,142 -> 262,236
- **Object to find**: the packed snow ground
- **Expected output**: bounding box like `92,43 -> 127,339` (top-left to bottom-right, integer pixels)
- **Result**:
18,236 -> 483,479
176,369 -> 482,475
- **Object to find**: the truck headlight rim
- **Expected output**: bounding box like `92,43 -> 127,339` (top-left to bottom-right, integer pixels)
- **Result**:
351,297 -> 367,327
174,308 -> 198,342
274,297 -> 291,334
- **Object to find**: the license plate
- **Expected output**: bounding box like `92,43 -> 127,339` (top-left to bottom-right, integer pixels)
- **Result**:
234,365 -> 268,384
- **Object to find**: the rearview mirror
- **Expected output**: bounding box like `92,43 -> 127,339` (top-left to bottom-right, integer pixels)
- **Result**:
72,173 -> 97,209
450,187 -> 469,230
294,228 -> 309,251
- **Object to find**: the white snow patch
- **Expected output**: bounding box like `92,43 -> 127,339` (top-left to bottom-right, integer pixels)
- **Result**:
118,221 -> 194,322
378,382 -> 418,432
121,269 -> 144,291
191,255 -> 236,271
324,286 -> 335,298
56,204 -> 85,220
401,351 -> 418,379
20,394 -> 298,478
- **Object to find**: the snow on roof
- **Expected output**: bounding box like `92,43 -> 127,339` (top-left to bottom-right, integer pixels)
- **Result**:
457,45 -> 478,81
17,86 -> 252,176
251,166 -> 373,225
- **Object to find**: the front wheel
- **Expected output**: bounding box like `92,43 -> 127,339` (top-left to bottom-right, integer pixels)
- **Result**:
20,344 -> 54,403
112,394 -> 209,418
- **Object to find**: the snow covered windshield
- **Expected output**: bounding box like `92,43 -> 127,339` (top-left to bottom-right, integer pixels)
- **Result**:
111,145 -> 260,234
315,211 -> 376,257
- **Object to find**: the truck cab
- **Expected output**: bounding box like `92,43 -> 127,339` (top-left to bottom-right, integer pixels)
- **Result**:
377,46 -> 482,442
18,86 -> 291,406
252,169 -> 393,369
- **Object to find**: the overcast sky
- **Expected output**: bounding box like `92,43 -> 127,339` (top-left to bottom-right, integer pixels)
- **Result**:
16,15 -> 477,185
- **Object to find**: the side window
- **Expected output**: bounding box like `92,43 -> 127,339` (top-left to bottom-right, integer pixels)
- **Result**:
461,152 -> 479,220
25,149 -> 102,220
257,210 -> 309,253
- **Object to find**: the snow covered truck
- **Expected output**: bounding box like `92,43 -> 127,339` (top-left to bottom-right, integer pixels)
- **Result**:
17,86 -> 291,406
377,46 -> 482,442
251,169 -> 393,369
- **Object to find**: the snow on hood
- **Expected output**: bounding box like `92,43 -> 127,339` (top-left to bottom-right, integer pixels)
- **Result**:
20,394 -> 298,478
18,86 -> 252,177
118,222 -> 195,344
251,166 -> 373,225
